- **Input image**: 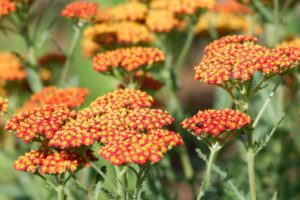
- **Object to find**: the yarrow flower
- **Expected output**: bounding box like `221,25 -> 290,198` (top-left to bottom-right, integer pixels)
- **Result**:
277,37 -> 300,48
0,52 -> 26,81
181,109 -> 251,140
99,130 -> 183,165
14,149 -> 96,174
48,89 -> 183,165
61,1 -> 98,21
146,9 -> 180,33
6,104 -> 77,142
0,0 -> 16,17
150,0 -> 215,15
84,22 -> 154,47
19,87 -> 89,112
0,97 -> 8,113
93,47 -> 165,72
194,35 -> 300,85
97,2 -> 147,22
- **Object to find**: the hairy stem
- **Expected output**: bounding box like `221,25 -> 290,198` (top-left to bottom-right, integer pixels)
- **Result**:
56,185 -> 65,200
247,148 -> 257,200
115,166 -> 127,200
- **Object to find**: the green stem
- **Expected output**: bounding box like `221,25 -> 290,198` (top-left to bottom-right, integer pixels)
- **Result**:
133,164 -> 150,200
56,185 -> 65,200
197,143 -> 220,200
59,25 -> 82,86
115,166 -> 127,200
247,148 -> 257,200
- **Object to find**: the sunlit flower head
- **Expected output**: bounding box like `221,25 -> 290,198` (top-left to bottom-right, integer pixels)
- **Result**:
61,1 -> 98,21
0,97 -> 8,113
0,52 -> 26,81
0,0 -> 16,17
99,129 -> 183,165
19,87 -> 89,112
146,9 -> 180,33
181,109 -> 251,140
277,37 -> 300,48
97,2 -> 147,22
14,149 -> 95,174
195,35 -> 299,85
93,47 -> 165,73
150,0 -> 215,15
212,0 -> 250,14
6,104 -> 76,142
84,22 -> 154,47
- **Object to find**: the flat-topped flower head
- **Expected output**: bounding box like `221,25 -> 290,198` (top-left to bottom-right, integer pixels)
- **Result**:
0,52 -> 26,81
0,97 -> 8,113
150,0 -> 215,15
19,87 -> 89,112
14,149 -> 96,174
99,130 -> 183,165
0,0 -> 16,17
89,89 -> 154,113
146,9 -> 180,33
61,1 -> 98,21
93,47 -> 165,72
5,104 -> 76,142
181,109 -> 251,140
97,2 -> 147,22
84,22 -> 154,47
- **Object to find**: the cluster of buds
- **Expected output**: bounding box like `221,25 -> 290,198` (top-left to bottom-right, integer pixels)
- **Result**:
0,0 -> 16,17
61,1 -> 99,22
194,35 -> 300,85
182,109 -> 252,141
19,87 -> 89,112
48,89 -> 183,165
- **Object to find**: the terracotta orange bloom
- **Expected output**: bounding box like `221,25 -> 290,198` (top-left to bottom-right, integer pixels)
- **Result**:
61,1 -> 98,21
19,87 -> 89,112
97,2 -> 147,22
0,52 -> 26,81
99,129 -> 183,165
0,0 -> 15,17
146,9 -> 180,33
6,104 -> 76,142
181,109 -> 251,139
93,47 -> 165,72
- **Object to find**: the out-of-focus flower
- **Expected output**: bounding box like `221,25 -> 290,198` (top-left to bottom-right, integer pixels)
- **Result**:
181,109 -> 251,140
129,72 -> 164,91
14,149 -> 95,174
38,53 -> 66,67
277,37 -> 300,48
19,87 -> 89,112
0,52 -> 26,81
93,47 -> 165,72
97,2 -> 147,22
6,104 -> 76,142
0,97 -> 8,113
194,35 -> 300,85
195,12 -> 263,36
82,38 -> 101,57
99,129 -> 183,165
61,1 -> 98,21
146,9 -> 180,33
84,22 -> 154,48
150,0 -> 215,15
213,0 -> 250,14
0,0 -> 15,17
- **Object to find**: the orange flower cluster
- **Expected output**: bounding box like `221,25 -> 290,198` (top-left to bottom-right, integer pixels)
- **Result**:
99,130 -> 183,165
97,2 -> 147,22
0,52 -> 26,81
61,1 -> 98,21
14,149 -> 95,174
277,37 -> 300,48
93,47 -> 165,72
146,10 -> 180,33
84,22 -> 154,46
212,0 -> 250,14
0,97 -> 8,113
181,109 -> 251,139
150,0 -> 215,15
49,89 -> 182,165
6,104 -> 77,142
194,35 -> 300,85
19,87 -> 89,112
0,0 -> 15,17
